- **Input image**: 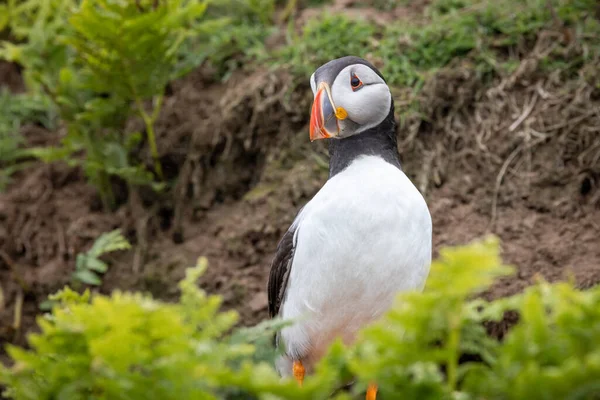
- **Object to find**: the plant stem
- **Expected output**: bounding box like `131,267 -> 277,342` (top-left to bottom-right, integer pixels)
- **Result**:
82,129 -> 115,210
98,168 -> 115,210
278,0 -> 297,23
13,288 -> 22,332
135,95 -> 164,180
145,115 -> 163,179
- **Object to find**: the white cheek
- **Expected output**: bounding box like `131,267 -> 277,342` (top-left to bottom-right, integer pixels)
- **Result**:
336,84 -> 391,126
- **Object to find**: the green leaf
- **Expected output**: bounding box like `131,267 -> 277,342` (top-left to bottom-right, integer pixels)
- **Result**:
49,286 -> 91,305
4,237 -> 600,398
84,257 -> 108,273
38,300 -> 55,311
87,229 -> 131,257
73,269 -> 101,285
21,146 -> 75,163
0,5 -> 9,32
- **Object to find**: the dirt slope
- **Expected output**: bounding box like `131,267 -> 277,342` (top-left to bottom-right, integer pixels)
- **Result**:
1,23 -> 599,361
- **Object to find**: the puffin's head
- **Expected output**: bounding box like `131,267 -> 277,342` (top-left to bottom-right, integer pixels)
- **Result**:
309,56 -> 391,141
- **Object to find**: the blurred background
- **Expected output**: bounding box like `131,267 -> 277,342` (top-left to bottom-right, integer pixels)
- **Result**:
0,0 -> 598,361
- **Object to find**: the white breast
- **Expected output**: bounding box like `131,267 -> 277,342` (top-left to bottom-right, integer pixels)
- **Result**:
276,155 -> 432,376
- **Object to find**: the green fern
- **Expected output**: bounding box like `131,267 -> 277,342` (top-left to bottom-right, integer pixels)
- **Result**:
0,89 -> 58,190
0,0 -> 277,205
3,238 -> 600,399
65,0 -> 209,179
73,229 -> 131,286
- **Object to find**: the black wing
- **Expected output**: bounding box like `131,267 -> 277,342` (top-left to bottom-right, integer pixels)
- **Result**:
267,224 -> 298,319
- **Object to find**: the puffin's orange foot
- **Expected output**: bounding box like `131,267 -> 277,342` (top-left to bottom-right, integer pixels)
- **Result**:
366,383 -> 378,400
292,360 -> 305,386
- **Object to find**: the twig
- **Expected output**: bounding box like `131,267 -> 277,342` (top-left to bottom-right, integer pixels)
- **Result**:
543,109 -> 598,132
132,214 -> 151,274
489,135 -> 548,232
129,188 -> 154,274
418,150 -> 434,197
0,285 -> 4,313
489,143 -> 524,233
13,288 -> 23,341
509,94 -> 538,132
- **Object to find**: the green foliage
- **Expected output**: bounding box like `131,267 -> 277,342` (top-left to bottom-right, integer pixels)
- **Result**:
320,237 -> 600,399
0,0 -> 154,207
73,229 -> 131,286
377,0 -> 600,87
0,258 -> 313,400
3,238 -> 600,399
426,0 -> 468,15
276,14 -> 375,78
49,286 -> 92,307
342,237 -> 513,398
0,90 -> 56,141
464,282 -> 600,399
65,0 -> 209,180
0,0 -> 77,98
68,0 -> 205,100
0,0 -> 277,208
176,0 -> 277,79
5,0 -> 595,204
371,0 -> 410,11
0,88 -> 57,190
278,0 -> 599,91
205,0 -> 275,25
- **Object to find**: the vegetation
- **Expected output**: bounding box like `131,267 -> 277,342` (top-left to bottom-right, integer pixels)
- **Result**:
1,0 -> 597,197
0,89 -> 56,190
1,0 -> 599,397
2,237 -> 600,399
279,0 -> 599,97
0,0 -> 276,206
72,229 -> 131,286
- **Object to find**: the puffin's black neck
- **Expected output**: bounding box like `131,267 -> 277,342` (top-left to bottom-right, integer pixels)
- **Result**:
327,104 -> 400,178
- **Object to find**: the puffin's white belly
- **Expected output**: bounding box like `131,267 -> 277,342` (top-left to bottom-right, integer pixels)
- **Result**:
276,155 -> 432,376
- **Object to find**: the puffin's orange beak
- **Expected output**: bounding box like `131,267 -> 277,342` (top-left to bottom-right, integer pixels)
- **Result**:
310,82 -> 340,141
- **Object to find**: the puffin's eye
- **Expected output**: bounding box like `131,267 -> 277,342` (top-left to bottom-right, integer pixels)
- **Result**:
350,74 -> 363,91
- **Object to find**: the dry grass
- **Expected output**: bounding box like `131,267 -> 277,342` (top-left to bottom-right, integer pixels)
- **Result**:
395,24 -> 600,230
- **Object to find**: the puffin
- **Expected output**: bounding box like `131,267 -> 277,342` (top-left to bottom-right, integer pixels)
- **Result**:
267,56 -> 432,399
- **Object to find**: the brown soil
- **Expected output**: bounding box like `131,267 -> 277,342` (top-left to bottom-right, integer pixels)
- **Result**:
1,23 -> 600,364
0,61 -> 24,93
